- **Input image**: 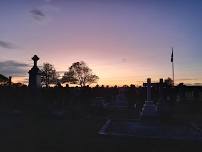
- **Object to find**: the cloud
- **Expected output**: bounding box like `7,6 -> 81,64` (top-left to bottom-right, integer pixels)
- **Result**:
193,83 -> 202,86
44,0 -> 59,3
30,0 -> 60,23
30,9 -> 46,21
176,78 -> 198,82
121,58 -> 127,63
183,83 -> 202,86
0,40 -> 18,49
44,0 -> 52,2
0,60 -> 30,77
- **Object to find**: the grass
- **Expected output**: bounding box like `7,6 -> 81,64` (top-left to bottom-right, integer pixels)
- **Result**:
0,101 -> 202,152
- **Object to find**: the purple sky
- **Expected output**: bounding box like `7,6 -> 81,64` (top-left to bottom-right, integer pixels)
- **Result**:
0,0 -> 202,86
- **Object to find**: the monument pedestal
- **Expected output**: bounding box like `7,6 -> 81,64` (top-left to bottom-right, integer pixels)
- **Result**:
28,55 -> 42,88
140,101 -> 158,120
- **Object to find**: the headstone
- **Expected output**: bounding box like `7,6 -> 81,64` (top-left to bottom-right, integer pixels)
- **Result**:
28,55 -> 42,88
140,78 -> 158,120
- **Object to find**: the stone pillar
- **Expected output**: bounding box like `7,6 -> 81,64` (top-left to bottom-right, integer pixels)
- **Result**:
28,55 -> 42,88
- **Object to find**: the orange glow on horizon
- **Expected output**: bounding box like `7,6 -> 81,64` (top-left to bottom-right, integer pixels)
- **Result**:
11,75 -> 202,87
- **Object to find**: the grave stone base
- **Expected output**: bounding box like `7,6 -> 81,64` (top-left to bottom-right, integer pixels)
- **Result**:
99,119 -> 202,141
140,101 -> 159,121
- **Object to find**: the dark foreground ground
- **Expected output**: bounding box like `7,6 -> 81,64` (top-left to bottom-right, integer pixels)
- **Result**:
0,111 -> 202,152
1,87 -> 202,151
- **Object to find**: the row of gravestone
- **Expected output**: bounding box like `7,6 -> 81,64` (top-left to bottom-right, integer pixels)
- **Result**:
176,91 -> 202,102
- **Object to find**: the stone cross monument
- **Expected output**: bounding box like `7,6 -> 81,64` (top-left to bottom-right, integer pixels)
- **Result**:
28,55 -> 42,88
140,78 -> 158,120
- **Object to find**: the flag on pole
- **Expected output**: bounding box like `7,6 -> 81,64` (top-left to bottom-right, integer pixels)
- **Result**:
171,48 -> 173,62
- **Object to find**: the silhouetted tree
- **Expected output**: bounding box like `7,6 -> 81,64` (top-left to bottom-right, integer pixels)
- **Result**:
164,77 -> 173,87
62,61 -> 99,87
41,63 -> 58,87
0,74 -> 8,86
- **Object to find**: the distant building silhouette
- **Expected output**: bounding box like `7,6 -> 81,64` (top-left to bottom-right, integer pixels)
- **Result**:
28,55 -> 42,88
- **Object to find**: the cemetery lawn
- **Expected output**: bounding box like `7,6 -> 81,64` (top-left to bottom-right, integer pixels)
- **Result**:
0,111 -> 201,152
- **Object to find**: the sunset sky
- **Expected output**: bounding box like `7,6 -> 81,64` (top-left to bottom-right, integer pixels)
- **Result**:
0,0 -> 202,86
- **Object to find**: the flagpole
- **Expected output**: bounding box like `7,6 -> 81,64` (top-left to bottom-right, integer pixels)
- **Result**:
171,48 -> 174,86
172,59 -> 174,86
